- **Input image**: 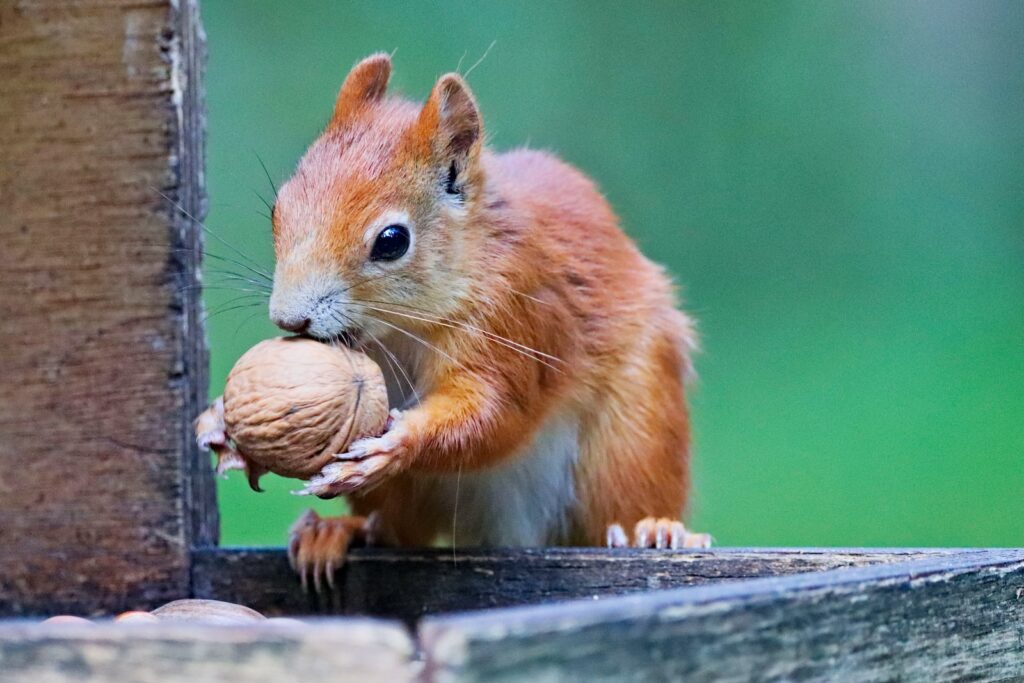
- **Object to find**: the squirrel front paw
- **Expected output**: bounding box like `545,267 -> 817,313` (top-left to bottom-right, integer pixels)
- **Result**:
287,509 -> 380,592
194,397 -> 267,490
194,397 -> 228,452
297,410 -> 408,498
195,397 -> 246,476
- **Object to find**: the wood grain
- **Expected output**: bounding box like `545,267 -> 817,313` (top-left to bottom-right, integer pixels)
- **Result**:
191,547 -> 963,622
419,549 -> 1024,682
0,619 -> 417,683
3,550 -> 1020,681
0,0 -> 213,616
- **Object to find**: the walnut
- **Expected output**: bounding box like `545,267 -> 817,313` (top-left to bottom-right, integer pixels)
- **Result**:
151,599 -> 265,624
197,337 -> 389,490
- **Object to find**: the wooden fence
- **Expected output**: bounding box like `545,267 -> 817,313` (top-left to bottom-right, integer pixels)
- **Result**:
1,2 -> 1020,681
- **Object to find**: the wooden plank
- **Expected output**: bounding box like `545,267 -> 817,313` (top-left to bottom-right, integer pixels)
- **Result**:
174,0 -> 218,555
0,619 -> 417,683
192,547 -> 965,622
419,549 -> 1024,682
0,0 -> 213,616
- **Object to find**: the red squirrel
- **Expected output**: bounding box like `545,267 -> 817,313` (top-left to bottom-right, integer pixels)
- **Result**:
201,54 -> 709,586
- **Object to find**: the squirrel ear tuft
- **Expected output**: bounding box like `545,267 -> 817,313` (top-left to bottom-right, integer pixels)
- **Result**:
419,73 -> 482,161
333,53 -> 392,122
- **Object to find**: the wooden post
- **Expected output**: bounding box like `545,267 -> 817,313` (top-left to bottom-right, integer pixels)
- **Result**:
0,0 -> 214,615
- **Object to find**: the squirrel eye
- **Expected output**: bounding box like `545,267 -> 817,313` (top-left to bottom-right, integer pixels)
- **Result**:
370,224 -> 410,262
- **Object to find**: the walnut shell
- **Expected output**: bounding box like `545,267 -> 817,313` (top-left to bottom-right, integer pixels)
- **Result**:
151,599 -> 265,624
114,610 -> 160,624
223,337 -> 389,481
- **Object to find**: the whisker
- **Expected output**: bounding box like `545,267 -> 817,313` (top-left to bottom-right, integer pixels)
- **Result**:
254,151 -> 279,200
155,188 -> 274,280
344,266 -> 552,307
170,249 -> 273,282
327,310 -> 422,408
366,316 -> 467,370
452,462 -> 463,565
367,300 -> 563,362
199,265 -> 272,285
202,301 -> 266,323
353,301 -> 563,372
328,311 -> 419,408
231,308 -> 268,339
364,326 -> 420,407
204,253 -> 272,283
507,288 -> 551,306
463,40 -> 496,79
204,291 -> 267,312
324,311 -> 364,454
205,274 -> 272,292
253,189 -> 274,214
339,271 -> 408,295
336,269 -> 559,359
177,284 -> 270,296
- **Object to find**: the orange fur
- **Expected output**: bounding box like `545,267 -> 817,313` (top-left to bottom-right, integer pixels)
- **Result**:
270,54 -> 701,548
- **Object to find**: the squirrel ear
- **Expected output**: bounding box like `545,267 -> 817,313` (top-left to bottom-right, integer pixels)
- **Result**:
333,53 -> 392,122
418,73 -> 482,163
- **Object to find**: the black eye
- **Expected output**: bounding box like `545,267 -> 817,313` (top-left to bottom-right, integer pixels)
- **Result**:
370,224 -> 410,261
445,162 -> 460,196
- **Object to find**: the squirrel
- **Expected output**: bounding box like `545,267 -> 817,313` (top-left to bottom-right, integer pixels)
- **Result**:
199,53 -> 710,589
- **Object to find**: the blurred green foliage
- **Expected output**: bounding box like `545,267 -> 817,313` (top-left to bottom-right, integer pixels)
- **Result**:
203,1 -> 1023,547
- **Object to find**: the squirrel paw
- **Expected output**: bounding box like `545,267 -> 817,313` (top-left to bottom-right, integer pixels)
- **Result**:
194,397 -> 228,452
287,510 -> 380,592
297,421 -> 407,498
195,397 -> 244,477
606,518 -> 712,549
194,397 -> 266,488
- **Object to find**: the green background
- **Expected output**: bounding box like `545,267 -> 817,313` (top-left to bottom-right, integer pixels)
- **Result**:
202,1 -> 1023,547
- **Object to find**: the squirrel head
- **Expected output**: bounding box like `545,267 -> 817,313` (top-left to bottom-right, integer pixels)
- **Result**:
269,53 -> 485,345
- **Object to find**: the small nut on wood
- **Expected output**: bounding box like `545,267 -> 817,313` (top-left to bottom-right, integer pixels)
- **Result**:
220,337 -> 390,487
41,615 -> 94,625
151,599 -> 265,624
114,610 -> 160,623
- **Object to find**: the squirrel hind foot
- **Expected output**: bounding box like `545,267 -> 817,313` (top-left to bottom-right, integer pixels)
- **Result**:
605,518 -> 712,550
287,510 -> 380,593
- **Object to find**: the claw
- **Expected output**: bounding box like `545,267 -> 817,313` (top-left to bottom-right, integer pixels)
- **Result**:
333,444 -> 368,461
363,511 -> 383,547
655,519 -> 670,549
625,517 -> 712,550
286,510 -> 367,593
606,523 -> 628,548
324,558 -> 337,591
245,462 -> 268,493
213,447 -> 247,477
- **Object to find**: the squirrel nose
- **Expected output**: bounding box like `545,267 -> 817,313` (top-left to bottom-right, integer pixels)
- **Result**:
274,315 -> 311,334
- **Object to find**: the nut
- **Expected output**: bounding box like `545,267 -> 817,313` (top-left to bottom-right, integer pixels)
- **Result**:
114,610 -> 160,623
222,337 -> 389,484
151,599 -> 265,624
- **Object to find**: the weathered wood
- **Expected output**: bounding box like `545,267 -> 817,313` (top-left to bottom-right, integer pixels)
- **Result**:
2,551 -> 1019,681
0,0 -> 213,615
419,549 -> 1024,682
0,619 -> 417,683
192,547 -> 963,622
174,0 -> 218,557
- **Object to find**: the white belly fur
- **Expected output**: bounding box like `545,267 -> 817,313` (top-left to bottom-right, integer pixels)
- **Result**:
419,413 -> 580,546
